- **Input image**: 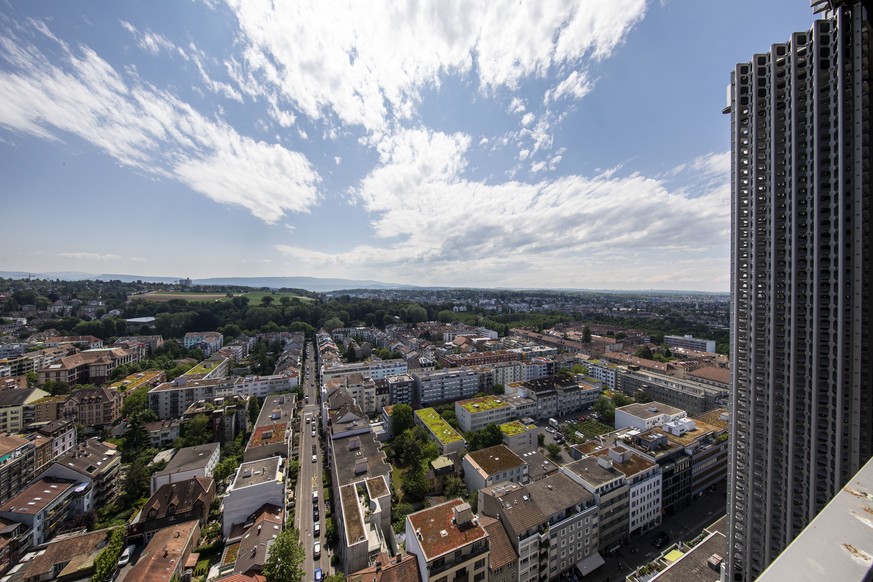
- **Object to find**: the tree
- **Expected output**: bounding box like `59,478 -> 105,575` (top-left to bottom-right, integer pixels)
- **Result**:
248,396 -> 262,425
612,392 -> 634,408
214,457 -> 241,483
594,396 -> 616,425
324,517 -> 338,545
25,371 -> 39,387
634,345 -> 654,360
263,528 -> 305,582
260,295 -> 275,307
582,325 -> 592,343
545,443 -> 563,461
443,475 -> 465,499
324,317 -> 344,332
402,467 -> 428,502
391,404 -> 414,436
122,457 -> 150,504
537,433 -> 545,447
177,414 -> 211,448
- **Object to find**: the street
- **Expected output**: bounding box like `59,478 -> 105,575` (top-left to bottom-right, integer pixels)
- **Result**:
296,341 -> 326,579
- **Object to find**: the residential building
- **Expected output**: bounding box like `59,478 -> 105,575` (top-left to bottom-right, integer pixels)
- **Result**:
35,419 -> 77,459
385,373 -> 415,406
322,359 -> 407,383
220,504 -> 284,577
412,368 -> 480,407
243,422 -> 290,463
63,387 -> 123,428
583,359 -> 620,391
348,551 -> 421,582
127,519 -> 201,582
37,438 -> 120,513
337,475 -> 392,574
179,355 -> 231,381
0,347 -> 67,377
479,516 -> 517,582
591,447 -> 661,536
42,336 -> 103,350
0,388 -> 49,433
128,476 -> 215,543
499,421 -> 538,454
109,369 -> 166,393
727,5 -> 873,565
463,444 -> 527,492
563,456 -> 629,552
618,368 -> 728,415
12,527 -> 118,581
405,499 -> 489,582
479,473 -> 600,581
144,419 -> 182,448
29,395 -> 68,423
511,376 -> 590,420
222,457 -> 285,537
615,401 -> 687,432
455,395 -> 515,433
664,335 -> 716,354
414,408 -> 465,455
0,434 -> 35,504
184,331 -> 224,356
38,348 -> 139,386
151,442 -> 220,494
438,350 -> 521,368
0,478 -> 76,548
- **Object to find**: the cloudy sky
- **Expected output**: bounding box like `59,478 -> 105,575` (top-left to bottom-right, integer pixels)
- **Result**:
0,1 -> 815,291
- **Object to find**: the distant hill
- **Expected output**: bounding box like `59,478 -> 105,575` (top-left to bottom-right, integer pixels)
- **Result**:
0,271 -> 411,292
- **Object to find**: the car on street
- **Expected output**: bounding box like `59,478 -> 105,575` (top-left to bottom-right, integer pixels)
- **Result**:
312,444 -> 316,454
313,541 -> 321,558
545,426 -> 555,434
313,507 -> 319,521
118,544 -> 135,567
314,521 -> 320,537
651,531 -> 670,548
314,567 -> 323,582
311,454 -> 317,463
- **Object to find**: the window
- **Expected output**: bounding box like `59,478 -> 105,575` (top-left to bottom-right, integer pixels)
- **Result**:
475,558 -> 485,569
474,573 -> 485,582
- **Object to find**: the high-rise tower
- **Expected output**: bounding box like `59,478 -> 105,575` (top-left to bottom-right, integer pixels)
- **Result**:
725,1 -> 871,580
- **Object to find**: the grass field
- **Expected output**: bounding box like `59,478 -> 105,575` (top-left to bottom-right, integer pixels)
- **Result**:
137,291 -> 229,302
242,291 -> 314,303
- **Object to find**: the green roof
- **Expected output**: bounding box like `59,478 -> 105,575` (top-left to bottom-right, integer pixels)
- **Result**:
458,395 -> 511,413
431,456 -> 454,471
416,408 -> 463,444
500,420 -> 535,437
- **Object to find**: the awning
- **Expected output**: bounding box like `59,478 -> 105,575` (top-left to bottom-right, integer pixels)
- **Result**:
576,552 -> 606,576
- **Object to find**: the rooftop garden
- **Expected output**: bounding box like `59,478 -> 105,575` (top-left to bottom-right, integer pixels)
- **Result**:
184,360 -> 219,377
459,395 -> 510,413
416,408 -> 463,444
110,370 -> 163,391
500,420 -> 534,437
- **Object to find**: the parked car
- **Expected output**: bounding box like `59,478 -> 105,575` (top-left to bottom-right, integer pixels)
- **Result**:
312,490 -> 318,504
313,507 -> 319,521
651,531 -> 670,548
311,454 -> 317,463
314,568 -> 323,582
313,541 -> 321,558
117,544 -> 136,567
314,521 -> 320,537
312,443 -> 317,454
545,426 -> 555,434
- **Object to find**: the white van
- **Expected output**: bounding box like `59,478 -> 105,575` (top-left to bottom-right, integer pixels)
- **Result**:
548,418 -> 560,430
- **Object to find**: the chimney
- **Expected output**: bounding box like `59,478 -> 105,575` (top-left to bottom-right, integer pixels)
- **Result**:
453,502 -> 473,526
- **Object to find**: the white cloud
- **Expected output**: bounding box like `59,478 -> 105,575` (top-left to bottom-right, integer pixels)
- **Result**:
0,21 -> 320,224
521,112 -> 535,127
507,97 -> 526,114
547,70 -> 593,103
227,0 -> 647,132
518,149 -> 530,161
334,156 -> 342,165
120,20 -> 177,56
129,256 -> 147,262
276,127 -> 729,288
58,252 -> 122,261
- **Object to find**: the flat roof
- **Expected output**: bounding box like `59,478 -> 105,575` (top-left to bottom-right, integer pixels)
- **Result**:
232,457 -> 282,489
650,530 -> 725,582
618,402 -> 686,420
333,432 -> 391,488
458,395 -> 511,413
525,473 -> 593,516
248,423 -> 288,448
467,445 -> 525,476
500,420 -> 535,437
341,484 -> 365,544
407,499 -> 487,561
563,457 -> 625,488
157,443 -> 219,476
415,408 -> 463,444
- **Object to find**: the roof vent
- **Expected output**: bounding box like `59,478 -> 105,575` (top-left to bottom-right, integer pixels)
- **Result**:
440,530 -> 448,538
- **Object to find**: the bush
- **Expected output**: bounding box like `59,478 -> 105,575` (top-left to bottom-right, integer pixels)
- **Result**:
89,528 -> 125,582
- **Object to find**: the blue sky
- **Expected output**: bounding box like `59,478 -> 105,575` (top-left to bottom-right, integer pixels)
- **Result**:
0,1 -> 816,291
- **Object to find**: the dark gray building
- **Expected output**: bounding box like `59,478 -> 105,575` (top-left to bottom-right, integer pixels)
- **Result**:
725,2 -> 872,580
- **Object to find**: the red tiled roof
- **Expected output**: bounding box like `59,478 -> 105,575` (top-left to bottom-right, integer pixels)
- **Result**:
407,499 -> 487,561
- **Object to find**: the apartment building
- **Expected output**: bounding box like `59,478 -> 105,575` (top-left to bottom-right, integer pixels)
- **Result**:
438,350 -> 521,368
38,438 -> 121,513
63,387 -> 123,428
222,457 -> 285,536
0,347 -> 67,377
0,434 -> 35,504
479,473 -> 600,581
499,421 -> 538,454
463,444 -> 527,492
618,368 -> 728,415
384,373 -> 415,406
337,475 -> 392,574
38,348 -> 139,386
412,368 -> 480,407
583,360 -> 620,391
183,331 -> 224,356
406,499 -> 489,582
414,408 -> 465,455
615,402 -> 687,432
128,476 -> 215,543
322,359 -> 408,383
455,395 -> 516,433
512,376 -> 592,420
664,335 -> 715,354
593,447 -> 661,536
562,456 -> 629,552
152,442 -> 220,494
128,519 -> 201,582
0,478 -> 76,549
0,389 -> 49,433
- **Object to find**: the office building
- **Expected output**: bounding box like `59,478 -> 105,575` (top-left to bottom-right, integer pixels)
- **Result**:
725,2 -> 872,579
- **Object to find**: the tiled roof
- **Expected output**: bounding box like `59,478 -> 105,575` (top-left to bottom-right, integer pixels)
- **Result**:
467,445 -> 525,475
0,478 -> 74,514
407,499 -> 487,561
480,516 -> 517,570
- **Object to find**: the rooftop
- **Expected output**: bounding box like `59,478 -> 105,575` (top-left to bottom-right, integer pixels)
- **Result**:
333,432 -> 391,487
127,519 -> 199,582
0,433 -> 30,457
480,516 -> 517,571
687,366 -> 730,386
650,530 -> 726,582
467,445 -> 525,476
0,478 -> 74,514
415,408 -> 463,444
248,423 -> 287,448
231,457 -> 282,489
563,457 -> 626,488
519,450 -> 558,481
25,528 -> 117,580
525,473 -> 593,517
110,370 -> 165,391
407,498 -> 487,561
458,395 -> 511,413
340,484 -> 365,544
347,552 -> 420,582
499,420 -> 535,437
232,505 -> 283,575
57,438 -> 120,477
366,475 -> 390,498
618,402 -> 686,420
157,443 -> 219,476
